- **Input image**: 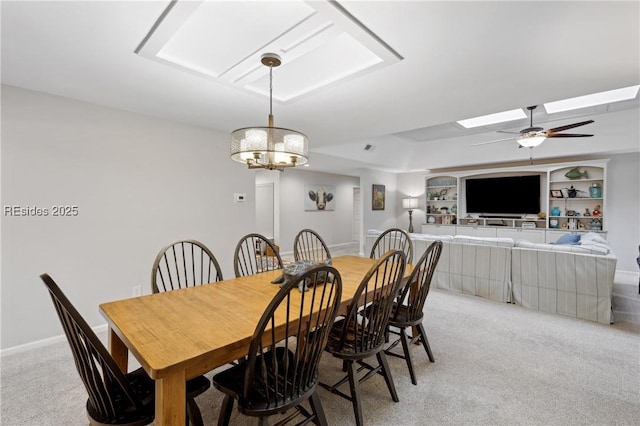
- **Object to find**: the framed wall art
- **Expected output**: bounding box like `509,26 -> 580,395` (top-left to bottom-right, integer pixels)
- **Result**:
372,184 -> 385,210
305,184 -> 335,211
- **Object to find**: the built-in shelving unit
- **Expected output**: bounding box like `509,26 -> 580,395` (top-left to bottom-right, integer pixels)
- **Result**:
425,176 -> 458,225
547,165 -> 605,232
420,160 -> 608,237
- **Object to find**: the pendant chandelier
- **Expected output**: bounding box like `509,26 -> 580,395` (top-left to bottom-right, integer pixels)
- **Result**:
230,53 -> 309,170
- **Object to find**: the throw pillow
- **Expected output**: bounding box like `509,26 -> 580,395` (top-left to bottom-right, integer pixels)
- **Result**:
555,234 -> 581,245
581,232 -> 607,244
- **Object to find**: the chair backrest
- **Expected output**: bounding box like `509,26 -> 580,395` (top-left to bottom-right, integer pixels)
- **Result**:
151,239 -> 223,293
369,228 -> 413,264
392,240 -> 442,323
337,250 -> 406,355
293,229 -> 332,262
40,273 -> 149,424
243,265 -> 342,410
234,233 -> 284,278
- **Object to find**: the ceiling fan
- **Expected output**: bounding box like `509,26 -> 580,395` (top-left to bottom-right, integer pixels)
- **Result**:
473,105 -> 594,148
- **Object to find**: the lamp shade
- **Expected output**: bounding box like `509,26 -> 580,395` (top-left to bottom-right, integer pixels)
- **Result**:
402,197 -> 419,209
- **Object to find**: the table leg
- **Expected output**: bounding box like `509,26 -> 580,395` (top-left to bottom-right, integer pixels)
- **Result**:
108,327 -> 128,372
155,369 -> 186,426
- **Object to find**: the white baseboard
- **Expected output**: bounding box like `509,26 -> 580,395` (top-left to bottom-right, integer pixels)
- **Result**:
615,270 -> 639,286
0,324 -> 108,357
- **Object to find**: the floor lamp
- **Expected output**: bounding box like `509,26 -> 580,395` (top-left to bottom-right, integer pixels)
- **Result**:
402,197 -> 419,233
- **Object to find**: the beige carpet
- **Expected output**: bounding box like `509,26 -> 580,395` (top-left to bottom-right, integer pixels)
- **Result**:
2,288 -> 639,425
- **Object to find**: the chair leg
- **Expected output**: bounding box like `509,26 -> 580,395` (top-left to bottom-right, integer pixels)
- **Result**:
417,323 -> 435,362
187,398 -> 204,426
217,395 -> 234,426
399,328 -> 417,385
346,360 -> 364,426
377,351 -> 399,402
309,390 -> 328,426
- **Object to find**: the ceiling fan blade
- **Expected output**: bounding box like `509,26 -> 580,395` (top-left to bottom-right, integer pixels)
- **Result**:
546,133 -> 594,138
496,130 -> 520,134
546,120 -> 594,133
471,137 -> 515,146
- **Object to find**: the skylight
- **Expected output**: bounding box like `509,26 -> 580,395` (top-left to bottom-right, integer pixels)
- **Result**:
457,109 -> 527,129
544,85 -> 640,114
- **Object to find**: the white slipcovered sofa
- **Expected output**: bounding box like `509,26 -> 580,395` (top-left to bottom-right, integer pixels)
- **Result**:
511,238 -> 616,324
365,229 -> 617,324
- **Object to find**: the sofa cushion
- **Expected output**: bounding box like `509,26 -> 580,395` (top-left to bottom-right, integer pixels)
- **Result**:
453,235 -> 515,247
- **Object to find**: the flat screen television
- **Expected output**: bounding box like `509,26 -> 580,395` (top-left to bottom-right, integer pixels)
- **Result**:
465,175 -> 540,216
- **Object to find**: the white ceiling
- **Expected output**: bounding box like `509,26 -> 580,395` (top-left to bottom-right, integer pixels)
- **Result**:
2,1 -> 639,176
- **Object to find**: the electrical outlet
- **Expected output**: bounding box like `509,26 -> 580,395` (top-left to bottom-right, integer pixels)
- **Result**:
132,286 -> 142,297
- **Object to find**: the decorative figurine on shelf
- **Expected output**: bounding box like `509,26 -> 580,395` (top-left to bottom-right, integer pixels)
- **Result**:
564,185 -> 586,198
589,218 -> 602,230
592,205 -> 602,216
551,206 -> 561,216
549,219 -> 559,228
538,212 -> 546,219
564,167 -> 589,180
584,208 -> 591,216
578,221 -> 586,230
451,204 -> 457,214
589,183 -> 602,198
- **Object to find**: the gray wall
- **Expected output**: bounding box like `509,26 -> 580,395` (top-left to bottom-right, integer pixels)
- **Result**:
1,86 -> 256,349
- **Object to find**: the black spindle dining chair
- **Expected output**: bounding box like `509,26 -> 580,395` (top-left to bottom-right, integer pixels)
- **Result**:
211,265 -> 342,425
385,240 -> 442,385
233,233 -> 284,278
41,273 -> 209,426
293,228 -> 332,262
151,239 -> 223,293
369,228 -> 413,264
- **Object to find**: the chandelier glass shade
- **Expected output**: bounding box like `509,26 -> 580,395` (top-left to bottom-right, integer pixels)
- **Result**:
230,54 -> 308,171
230,126 -> 308,169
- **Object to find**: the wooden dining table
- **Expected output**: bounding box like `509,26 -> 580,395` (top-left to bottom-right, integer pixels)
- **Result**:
99,255 -> 412,426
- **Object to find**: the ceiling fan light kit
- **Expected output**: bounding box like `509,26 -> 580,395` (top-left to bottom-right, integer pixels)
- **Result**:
477,105 -> 595,150
230,53 -> 309,171
517,135 -> 546,148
